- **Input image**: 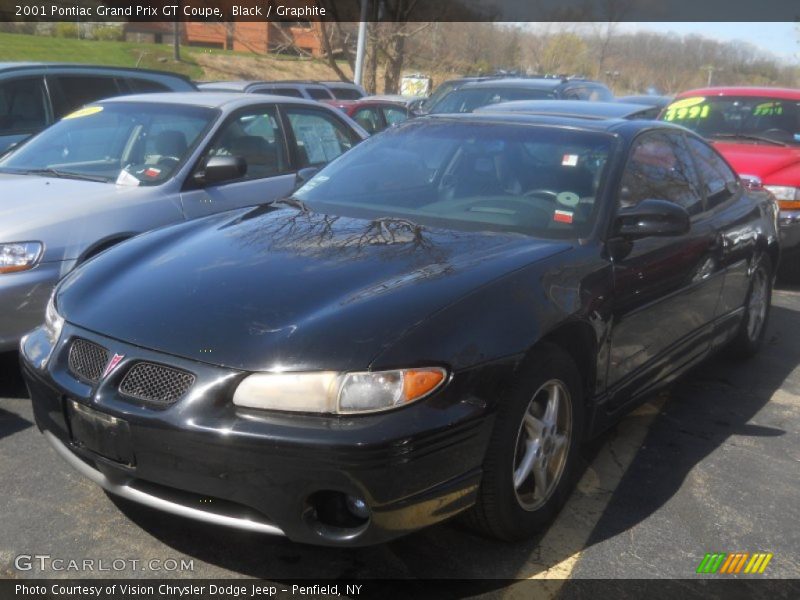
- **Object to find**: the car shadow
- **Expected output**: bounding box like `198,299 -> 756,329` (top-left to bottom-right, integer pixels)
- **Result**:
0,351 -> 27,399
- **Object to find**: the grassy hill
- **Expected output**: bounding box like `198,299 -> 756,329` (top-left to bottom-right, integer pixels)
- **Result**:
0,32 -> 353,83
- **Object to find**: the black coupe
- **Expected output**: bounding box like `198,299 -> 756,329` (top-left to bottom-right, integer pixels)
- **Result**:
22,114 -> 779,546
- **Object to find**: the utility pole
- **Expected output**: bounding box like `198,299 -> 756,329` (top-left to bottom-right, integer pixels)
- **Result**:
702,65 -> 716,86
353,0 -> 369,85
173,20 -> 181,61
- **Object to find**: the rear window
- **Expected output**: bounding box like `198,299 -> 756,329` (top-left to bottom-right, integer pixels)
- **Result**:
330,87 -> 363,100
308,87 -> 335,100
126,78 -> 170,93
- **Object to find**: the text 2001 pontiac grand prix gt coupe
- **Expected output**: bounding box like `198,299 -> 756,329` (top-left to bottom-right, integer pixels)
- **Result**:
22,114 -> 778,546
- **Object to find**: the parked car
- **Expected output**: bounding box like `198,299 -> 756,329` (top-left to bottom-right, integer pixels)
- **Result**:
22,112 -> 778,546
198,80 -> 336,101
321,81 -> 367,100
324,96 -> 411,133
0,63 -> 196,153
412,76 -> 499,114
477,99 -> 660,120
659,87 -> 799,277
0,92 -> 367,351
427,78 -> 614,114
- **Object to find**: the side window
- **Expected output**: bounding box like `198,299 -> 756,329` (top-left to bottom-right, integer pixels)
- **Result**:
620,131 -> 704,216
685,136 -> 738,209
307,87 -> 334,101
564,86 -> 588,100
352,107 -> 380,133
206,107 -> 288,181
0,77 -> 48,134
257,88 -> 304,98
284,108 -> 358,168
50,75 -> 122,118
126,78 -> 170,93
382,106 -> 408,126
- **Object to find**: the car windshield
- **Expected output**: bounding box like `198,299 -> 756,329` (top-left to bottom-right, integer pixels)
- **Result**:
0,102 -> 216,184
293,120 -> 614,239
661,95 -> 800,145
430,87 -> 556,114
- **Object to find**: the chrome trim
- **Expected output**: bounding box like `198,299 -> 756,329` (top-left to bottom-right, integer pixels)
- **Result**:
43,430 -> 285,537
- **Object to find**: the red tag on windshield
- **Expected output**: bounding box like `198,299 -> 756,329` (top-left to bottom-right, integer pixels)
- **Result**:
553,210 -> 574,224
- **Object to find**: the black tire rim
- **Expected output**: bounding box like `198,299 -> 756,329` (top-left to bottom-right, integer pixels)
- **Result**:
512,379 -> 572,511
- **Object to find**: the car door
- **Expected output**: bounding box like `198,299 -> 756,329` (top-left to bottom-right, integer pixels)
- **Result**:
281,105 -> 361,169
684,134 -> 760,331
0,76 -> 50,153
180,104 -> 297,219
606,130 -> 725,406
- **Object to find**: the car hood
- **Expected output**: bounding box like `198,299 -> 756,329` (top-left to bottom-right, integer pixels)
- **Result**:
711,142 -> 800,183
58,206 -> 570,372
0,174 -> 168,256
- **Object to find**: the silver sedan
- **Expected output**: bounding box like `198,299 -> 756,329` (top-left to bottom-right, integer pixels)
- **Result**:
0,92 -> 368,350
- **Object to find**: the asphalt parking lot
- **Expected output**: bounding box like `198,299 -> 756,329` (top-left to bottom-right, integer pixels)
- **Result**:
1,287 -> 799,585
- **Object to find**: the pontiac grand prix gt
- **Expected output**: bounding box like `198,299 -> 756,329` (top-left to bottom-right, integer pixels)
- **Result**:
22,114 -> 779,546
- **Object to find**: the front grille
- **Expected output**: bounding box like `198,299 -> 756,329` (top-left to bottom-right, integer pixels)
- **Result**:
119,362 -> 195,405
68,339 -> 109,384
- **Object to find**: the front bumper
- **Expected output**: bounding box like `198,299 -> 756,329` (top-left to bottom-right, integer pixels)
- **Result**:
779,210 -> 800,256
21,324 -> 497,546
0,261 -> 64,351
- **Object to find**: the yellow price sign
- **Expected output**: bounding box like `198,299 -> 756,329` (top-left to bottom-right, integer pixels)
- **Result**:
63,106 -> 104,120
663,97 -> 710,122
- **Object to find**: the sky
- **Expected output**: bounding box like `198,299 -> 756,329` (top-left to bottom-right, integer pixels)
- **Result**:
617,22 -> 798,62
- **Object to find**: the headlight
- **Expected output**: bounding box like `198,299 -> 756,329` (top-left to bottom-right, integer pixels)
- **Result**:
232,367 -> 447,414
764,185 -> 800,210
43,292 -> 64,346
0,241 -> 43,274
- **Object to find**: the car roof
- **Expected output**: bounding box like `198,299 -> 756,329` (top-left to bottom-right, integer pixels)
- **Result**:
0,61 -> 192,82
198,80 -> 330,92
675,87 -> 800,100
99,92 -> 324,110
476,100 -> 654,119
458,78 -> 566,91
421,111 -> 683,138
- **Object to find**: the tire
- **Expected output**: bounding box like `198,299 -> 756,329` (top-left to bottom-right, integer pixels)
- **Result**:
464,343 -> 585,541
728,254 -> 772,359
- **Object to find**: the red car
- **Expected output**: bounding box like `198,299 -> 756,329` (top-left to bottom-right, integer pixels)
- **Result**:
323,97 -> 411,134
660,87 -> 800,276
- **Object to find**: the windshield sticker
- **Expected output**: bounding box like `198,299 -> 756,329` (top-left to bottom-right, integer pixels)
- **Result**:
553,209 -> 574,224
753,102 -> 783,116
663,97 -> 709,121
63,106 -> 103,120
115,169 -> 140,187
557,191 -> 580,207
562,154 -> 579,167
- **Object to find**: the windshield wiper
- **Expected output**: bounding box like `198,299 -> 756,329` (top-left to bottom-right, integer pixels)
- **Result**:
14,168 -> 111,183
268,197 -> 310,213
711,133 -> 788,147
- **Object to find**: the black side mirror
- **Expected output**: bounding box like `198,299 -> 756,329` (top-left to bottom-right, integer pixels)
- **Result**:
295,166 -> 320,187
614,198 -> 690,239
196,156 -> 247,185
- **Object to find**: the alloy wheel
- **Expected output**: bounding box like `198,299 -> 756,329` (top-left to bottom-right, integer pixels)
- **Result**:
747,265 -> 769,342
512,379 -> 572,511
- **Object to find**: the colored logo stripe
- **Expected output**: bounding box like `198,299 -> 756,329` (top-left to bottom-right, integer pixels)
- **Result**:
697,552 -> 773,574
